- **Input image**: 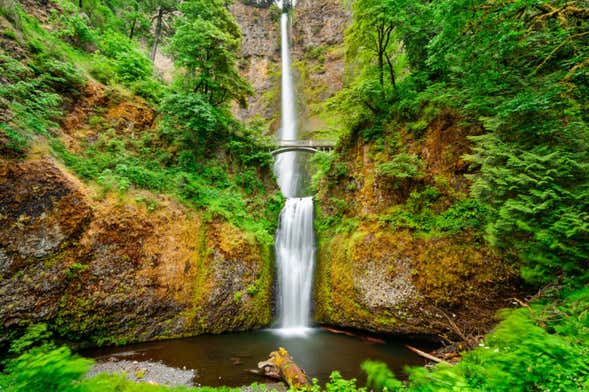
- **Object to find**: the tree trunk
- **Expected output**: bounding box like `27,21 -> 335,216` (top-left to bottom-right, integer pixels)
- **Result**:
378,52 -> 384,89
150,7 -> 164,62
78,0 -> 82,8
385,52 -> 396,89
257,348 -> 310,389
129,17 -> 137,39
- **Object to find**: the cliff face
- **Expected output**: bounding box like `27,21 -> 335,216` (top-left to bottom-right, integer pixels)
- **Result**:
230,1 -> 518,338
230,0 -> 350,136
313,112 -> 522,337
0,155 -> 272,345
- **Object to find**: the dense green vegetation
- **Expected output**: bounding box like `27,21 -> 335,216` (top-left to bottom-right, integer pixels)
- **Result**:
1,0 -> 588,390
311,0 -> 588,389
0,0 -> 282,242
328,0 -> 588,286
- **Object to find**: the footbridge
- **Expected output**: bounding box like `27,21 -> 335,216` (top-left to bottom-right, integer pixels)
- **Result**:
271,140 -> 336,156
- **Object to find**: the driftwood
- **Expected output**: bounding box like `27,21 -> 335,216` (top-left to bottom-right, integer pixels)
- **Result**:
404,345 -> 453,366
257,347 -> 310,389
512,297 -> 531,309
320,326 -> 385,344
321,326 -> 356,337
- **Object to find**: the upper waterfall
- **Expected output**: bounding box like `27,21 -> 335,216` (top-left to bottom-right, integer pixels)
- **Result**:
274,7 -> 301,198
280,11 -> 297,140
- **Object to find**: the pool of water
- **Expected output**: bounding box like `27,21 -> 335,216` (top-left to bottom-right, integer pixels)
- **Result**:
85,328 -> 426,387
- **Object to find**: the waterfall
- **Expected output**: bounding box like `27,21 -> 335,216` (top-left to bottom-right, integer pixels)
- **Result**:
273,1 -> 315,335
274,8 -> 299,198
279,10 -> 296,139
275,197 -> 315,329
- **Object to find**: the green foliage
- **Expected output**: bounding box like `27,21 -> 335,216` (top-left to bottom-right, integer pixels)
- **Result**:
52,12 -> 97,49
96,31 -> 153,83
434,0 -> 589,285
0,51 -> 82,154
377,153 -> 425,185
400,286 -> 589,391
309,371 -> 366,392
378,195 -> 489,236
302,287 -> 589,392
168,0 -> 252,107
160,91 -> 230,156
309,150 -> 336,192
0,346 -> 92,392
333,0 -> 589,285
6,324 -> 55,357
362,361 -> 403,392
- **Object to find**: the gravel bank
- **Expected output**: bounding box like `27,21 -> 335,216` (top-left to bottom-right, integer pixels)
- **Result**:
87,358 -> 197,387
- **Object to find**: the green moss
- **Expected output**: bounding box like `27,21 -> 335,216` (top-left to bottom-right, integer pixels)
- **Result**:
233,291 -> 243,304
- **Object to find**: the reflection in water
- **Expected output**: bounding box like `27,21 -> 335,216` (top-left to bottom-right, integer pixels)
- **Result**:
85,329 -> 425,387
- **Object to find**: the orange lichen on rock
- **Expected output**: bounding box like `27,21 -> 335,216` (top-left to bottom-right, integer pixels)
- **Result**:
106,100 -> 155,134
61,81 -> 108,134
314,110 -> 521,337
0,154 -> 273,345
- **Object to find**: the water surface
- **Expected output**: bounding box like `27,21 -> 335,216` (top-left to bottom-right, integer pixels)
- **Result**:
86,329 -> 425,387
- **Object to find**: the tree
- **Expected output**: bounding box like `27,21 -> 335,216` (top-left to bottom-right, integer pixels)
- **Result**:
125,0 -> 141,39
167,0 -> 252,107
347,0 -> 404,92
145,0 -> 177,61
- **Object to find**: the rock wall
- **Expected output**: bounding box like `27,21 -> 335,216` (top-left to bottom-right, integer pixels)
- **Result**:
230,0 -> 350,135
313,112 -> 522,337
0,157 -> 272,346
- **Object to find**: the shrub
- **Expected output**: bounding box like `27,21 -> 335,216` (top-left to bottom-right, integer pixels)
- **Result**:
377,153 -> 425,188
53,13 -> 96,49
97,32 -> 153,84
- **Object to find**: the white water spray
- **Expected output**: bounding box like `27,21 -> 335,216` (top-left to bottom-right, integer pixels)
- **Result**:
273,1 -> 315,335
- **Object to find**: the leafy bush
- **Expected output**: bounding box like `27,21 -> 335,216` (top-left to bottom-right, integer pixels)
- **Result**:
377,153 -> 425,188
130,79 -> 166,103
96,32 -> 153,83
53,12 -> 97,49
88,57 -> 117,84
0,54 -> 64,154
310,288 -> 589,392
0,347 -> 92,392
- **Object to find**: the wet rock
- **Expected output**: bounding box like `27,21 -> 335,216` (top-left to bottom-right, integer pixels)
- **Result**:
0,158 -> 91,261
0,156 -> 273,344
230,0 -> 350,133
0,158 -> 91,330
314,112 -> 521,337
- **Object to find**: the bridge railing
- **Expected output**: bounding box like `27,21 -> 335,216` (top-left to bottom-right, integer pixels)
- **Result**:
273,139 -> 336,148
269,140 -> 336,156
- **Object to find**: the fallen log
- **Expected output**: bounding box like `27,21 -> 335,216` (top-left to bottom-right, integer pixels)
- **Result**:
257,347 -> 310,389
320,326 -> 356,337
404,345 -> 453,366
320,327 -> 385,344
247,369 -> 282,380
